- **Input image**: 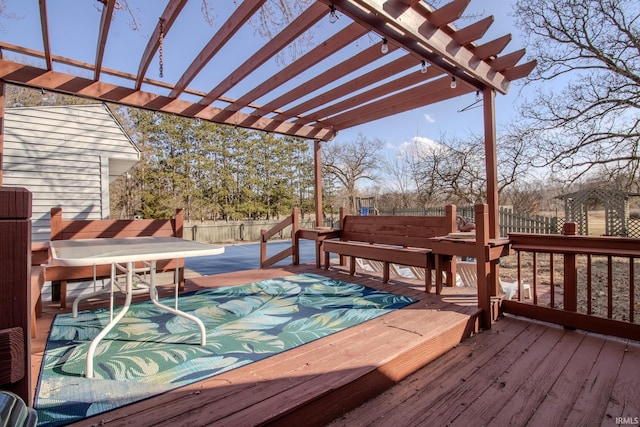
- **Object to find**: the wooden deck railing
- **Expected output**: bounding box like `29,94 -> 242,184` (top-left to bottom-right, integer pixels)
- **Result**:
259,208 -> 300,268
504,223 -> 640,341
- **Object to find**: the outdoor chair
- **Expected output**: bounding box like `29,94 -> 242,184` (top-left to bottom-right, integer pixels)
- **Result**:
456,260 -> 532,299
355,258 -> 385,273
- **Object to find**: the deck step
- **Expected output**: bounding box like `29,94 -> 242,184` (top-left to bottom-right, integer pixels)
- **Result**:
259,306 -> 480,426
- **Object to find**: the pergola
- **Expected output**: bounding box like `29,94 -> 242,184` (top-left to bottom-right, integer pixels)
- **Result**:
0,0 -> 534,403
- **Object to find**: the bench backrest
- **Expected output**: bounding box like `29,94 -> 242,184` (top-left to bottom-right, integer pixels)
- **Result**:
339,205 -> 456,248
50,208 -> 183,241
45,207 -> 184,282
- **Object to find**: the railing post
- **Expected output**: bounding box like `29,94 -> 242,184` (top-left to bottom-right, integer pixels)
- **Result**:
563,222 -> 578,312
292,208 -> 300,265
338,207 -> 347,229
474,204 -> 493,329
174,208 -> 184,238
174,208 -> 185,288
333,207 -> 348,266
445,205 -> 457,287
0,187 -> 33,405
260,228 -> 267,268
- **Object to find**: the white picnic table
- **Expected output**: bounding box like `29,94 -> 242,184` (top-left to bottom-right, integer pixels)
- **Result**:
49,236 -> 224,378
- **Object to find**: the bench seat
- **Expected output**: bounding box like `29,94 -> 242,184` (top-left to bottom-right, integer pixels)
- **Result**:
322,207 -> 457,291
323,240 -> 433,284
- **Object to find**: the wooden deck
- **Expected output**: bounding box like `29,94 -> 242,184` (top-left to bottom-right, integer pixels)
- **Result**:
30,263 -> 481,426
30,264 -> 640,426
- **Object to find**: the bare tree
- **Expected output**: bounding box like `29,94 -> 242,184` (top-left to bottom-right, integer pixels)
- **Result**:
405,135 -> 486,206
496,124 -> 541,193
381,146 -> 418,209
401,136 -> 448,207
500,182 -> 545,214
512,0 -> 640,188
397,131 -> 532,208
322,134 -> 384,212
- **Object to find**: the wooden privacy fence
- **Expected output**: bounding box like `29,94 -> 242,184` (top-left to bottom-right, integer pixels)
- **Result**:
184,218 -> 316,243
498,208 -> 563,236
184,210 -> 639,243
378,207 -> 562,236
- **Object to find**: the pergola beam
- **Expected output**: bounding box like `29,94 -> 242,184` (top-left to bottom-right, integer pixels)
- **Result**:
328,75 -> 474,129
0,60 -> 336,141
294,65 -> 445,126
328,0 -> 511,93
502,60 -> 537,81
197,2 -> 327,108
2,1 -> 535,141
471,35 -> 512,60
135,0 -> 188,90
278,51 -> 416,123
453,16 -> 494,45
425,0 -> 470,28
37,0 -> 52,71
254,43 -> 389,117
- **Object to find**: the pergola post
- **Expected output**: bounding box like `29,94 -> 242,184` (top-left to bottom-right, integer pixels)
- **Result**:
482,87 -> 502,316
482,87 -> 499,239
314,139 -> 323,228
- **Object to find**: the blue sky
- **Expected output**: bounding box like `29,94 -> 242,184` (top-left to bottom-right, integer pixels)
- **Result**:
1,1 -> 530,156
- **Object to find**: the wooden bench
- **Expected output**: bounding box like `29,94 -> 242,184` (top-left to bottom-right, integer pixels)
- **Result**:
322,206 -> 457,291
45,207 -> 185,309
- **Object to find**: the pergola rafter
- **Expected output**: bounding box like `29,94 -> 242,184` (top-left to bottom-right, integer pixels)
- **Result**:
136,0 -> 189,91
0,0 -> 534,142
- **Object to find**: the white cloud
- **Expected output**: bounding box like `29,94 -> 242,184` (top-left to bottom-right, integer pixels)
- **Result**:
397,136 -> 443,157
424,113 -> 436,123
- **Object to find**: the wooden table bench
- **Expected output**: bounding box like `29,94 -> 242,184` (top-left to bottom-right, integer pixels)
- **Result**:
322,206 -> 457,291
44,207 -> 185,309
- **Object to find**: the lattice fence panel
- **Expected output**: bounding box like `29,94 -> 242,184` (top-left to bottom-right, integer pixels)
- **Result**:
627,218 -> 640,238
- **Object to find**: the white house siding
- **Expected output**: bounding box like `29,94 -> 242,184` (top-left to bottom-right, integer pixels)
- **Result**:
3,104 -> 139,242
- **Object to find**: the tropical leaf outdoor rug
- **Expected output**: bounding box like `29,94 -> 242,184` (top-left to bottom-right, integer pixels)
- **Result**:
35,273 -> 417,426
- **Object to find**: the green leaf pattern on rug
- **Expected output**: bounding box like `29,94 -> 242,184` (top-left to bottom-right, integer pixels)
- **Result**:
35,273 -> 417,427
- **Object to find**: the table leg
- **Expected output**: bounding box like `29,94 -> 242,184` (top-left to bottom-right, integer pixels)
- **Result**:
315,240 -> 322,268
86,261 -> 134,379
72,266 -> 110,318
149,260 -> 206,346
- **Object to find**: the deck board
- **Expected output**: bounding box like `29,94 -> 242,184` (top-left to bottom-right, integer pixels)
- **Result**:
605,338 -> 640,422
523,332 -> 602,426
471,324 -> 585,426
562,336 -> 626,427
332,315 -> 640,427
